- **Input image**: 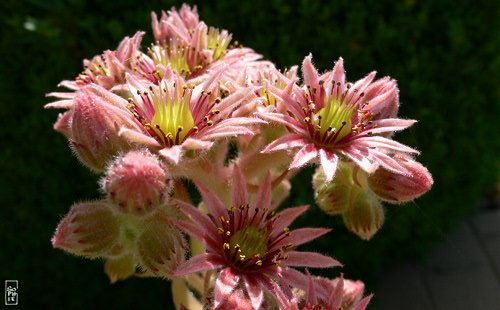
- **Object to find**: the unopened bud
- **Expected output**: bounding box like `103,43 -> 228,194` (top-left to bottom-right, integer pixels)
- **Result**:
137,217 -> 186,278
53,110 -> 73,139
104,254 -> 136,283
51,201 -> 120,258
102,150 -> 172,215
368,154 -> 433,203
342,189 -> 384,240
341,279 -> 366,308
313,166 -> 351,215
69,87 -> 139,172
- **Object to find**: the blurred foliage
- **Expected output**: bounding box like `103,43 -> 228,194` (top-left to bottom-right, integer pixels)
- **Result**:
0,0 -> 498,308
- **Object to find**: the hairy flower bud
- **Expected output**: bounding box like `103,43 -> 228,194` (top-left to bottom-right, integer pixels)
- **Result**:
313,165 -> 351,215
341,279 -> 366,308
104,254 -> 136,283
52,201 -> 120,258
102,150 -> 172,215
53,110 -> 73,139
342,189 -> 384,240
137,217 -> 186,278
313,163 -> 386,240
69,87 -> 140,172
368,154 -> 433,203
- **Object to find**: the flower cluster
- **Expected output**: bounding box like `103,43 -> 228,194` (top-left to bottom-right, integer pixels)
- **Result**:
46,4 -> 432,309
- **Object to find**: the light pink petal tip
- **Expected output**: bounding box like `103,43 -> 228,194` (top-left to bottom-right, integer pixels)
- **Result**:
302,54 -> 319,88
319,149 -> 339,182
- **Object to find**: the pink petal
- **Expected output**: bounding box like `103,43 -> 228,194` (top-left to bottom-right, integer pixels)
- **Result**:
209,117 -> 267,128
352,294 -> 373,310
368,118 -> 416,134
266,84 -> 305,120
365,83 -> 399,119
283,251 -> 342,268
44,99 -> 74,109
214,268 -> 240,308
243,275 -> 264,310
289,144 -> 318,169
182,138 -> 213,150
232,164 -> 248,208
255,173 -> 272,210
354,136 -> 420,154
262,134 -> 307,153
172,199 -> 216,229
214,87 -> 259,120
58,80 -> 79,90
302,54 -> 319,89
271,205 -> 309,238
280,268 -> 310,294
159,145 -> 183,164
351,71 -> 376,95
329,275 -> 344,309
370,149 -> 408,175
173,199 -> 217,232
173,220 -> 218,253
194,181 -> 228,221
331,58 -> 346,87
306,270 -> 318,305
270,227 -> 331,252
340,147 -> 378,174
289,228 -> 331,247
254,274 -> 290,309
200,127 -> 255,140
319,149 -> 339,182
256,112 -> 306,136
118,127 -> 162,148
46,91 -> 75,99
173,253 -> 224,277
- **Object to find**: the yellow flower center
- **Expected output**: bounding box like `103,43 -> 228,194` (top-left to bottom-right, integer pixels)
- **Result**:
150,85 -> 195,146
149,45 -> 192,78
229,226 -> 269,260
315,97 -> 356,143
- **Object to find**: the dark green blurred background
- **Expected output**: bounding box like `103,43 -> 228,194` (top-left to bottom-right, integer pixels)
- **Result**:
1,0 -> 498,308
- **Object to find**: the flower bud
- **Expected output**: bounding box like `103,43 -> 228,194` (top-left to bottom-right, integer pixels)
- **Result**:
104,254 -> 136,283
53,110 -> 73,139
69,87 -> 139,172
342,189 -> 384,240
315,275 -> 366,309
313,166 -> 351,215
368,154 -> 433,203
52,201 -> 120,258
137,216 -> 186,278
341,279 -> 366,308
102,150 -> 172,215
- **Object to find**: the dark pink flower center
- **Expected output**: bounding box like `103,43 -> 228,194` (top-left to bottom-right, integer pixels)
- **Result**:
215,205 -> 293,273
